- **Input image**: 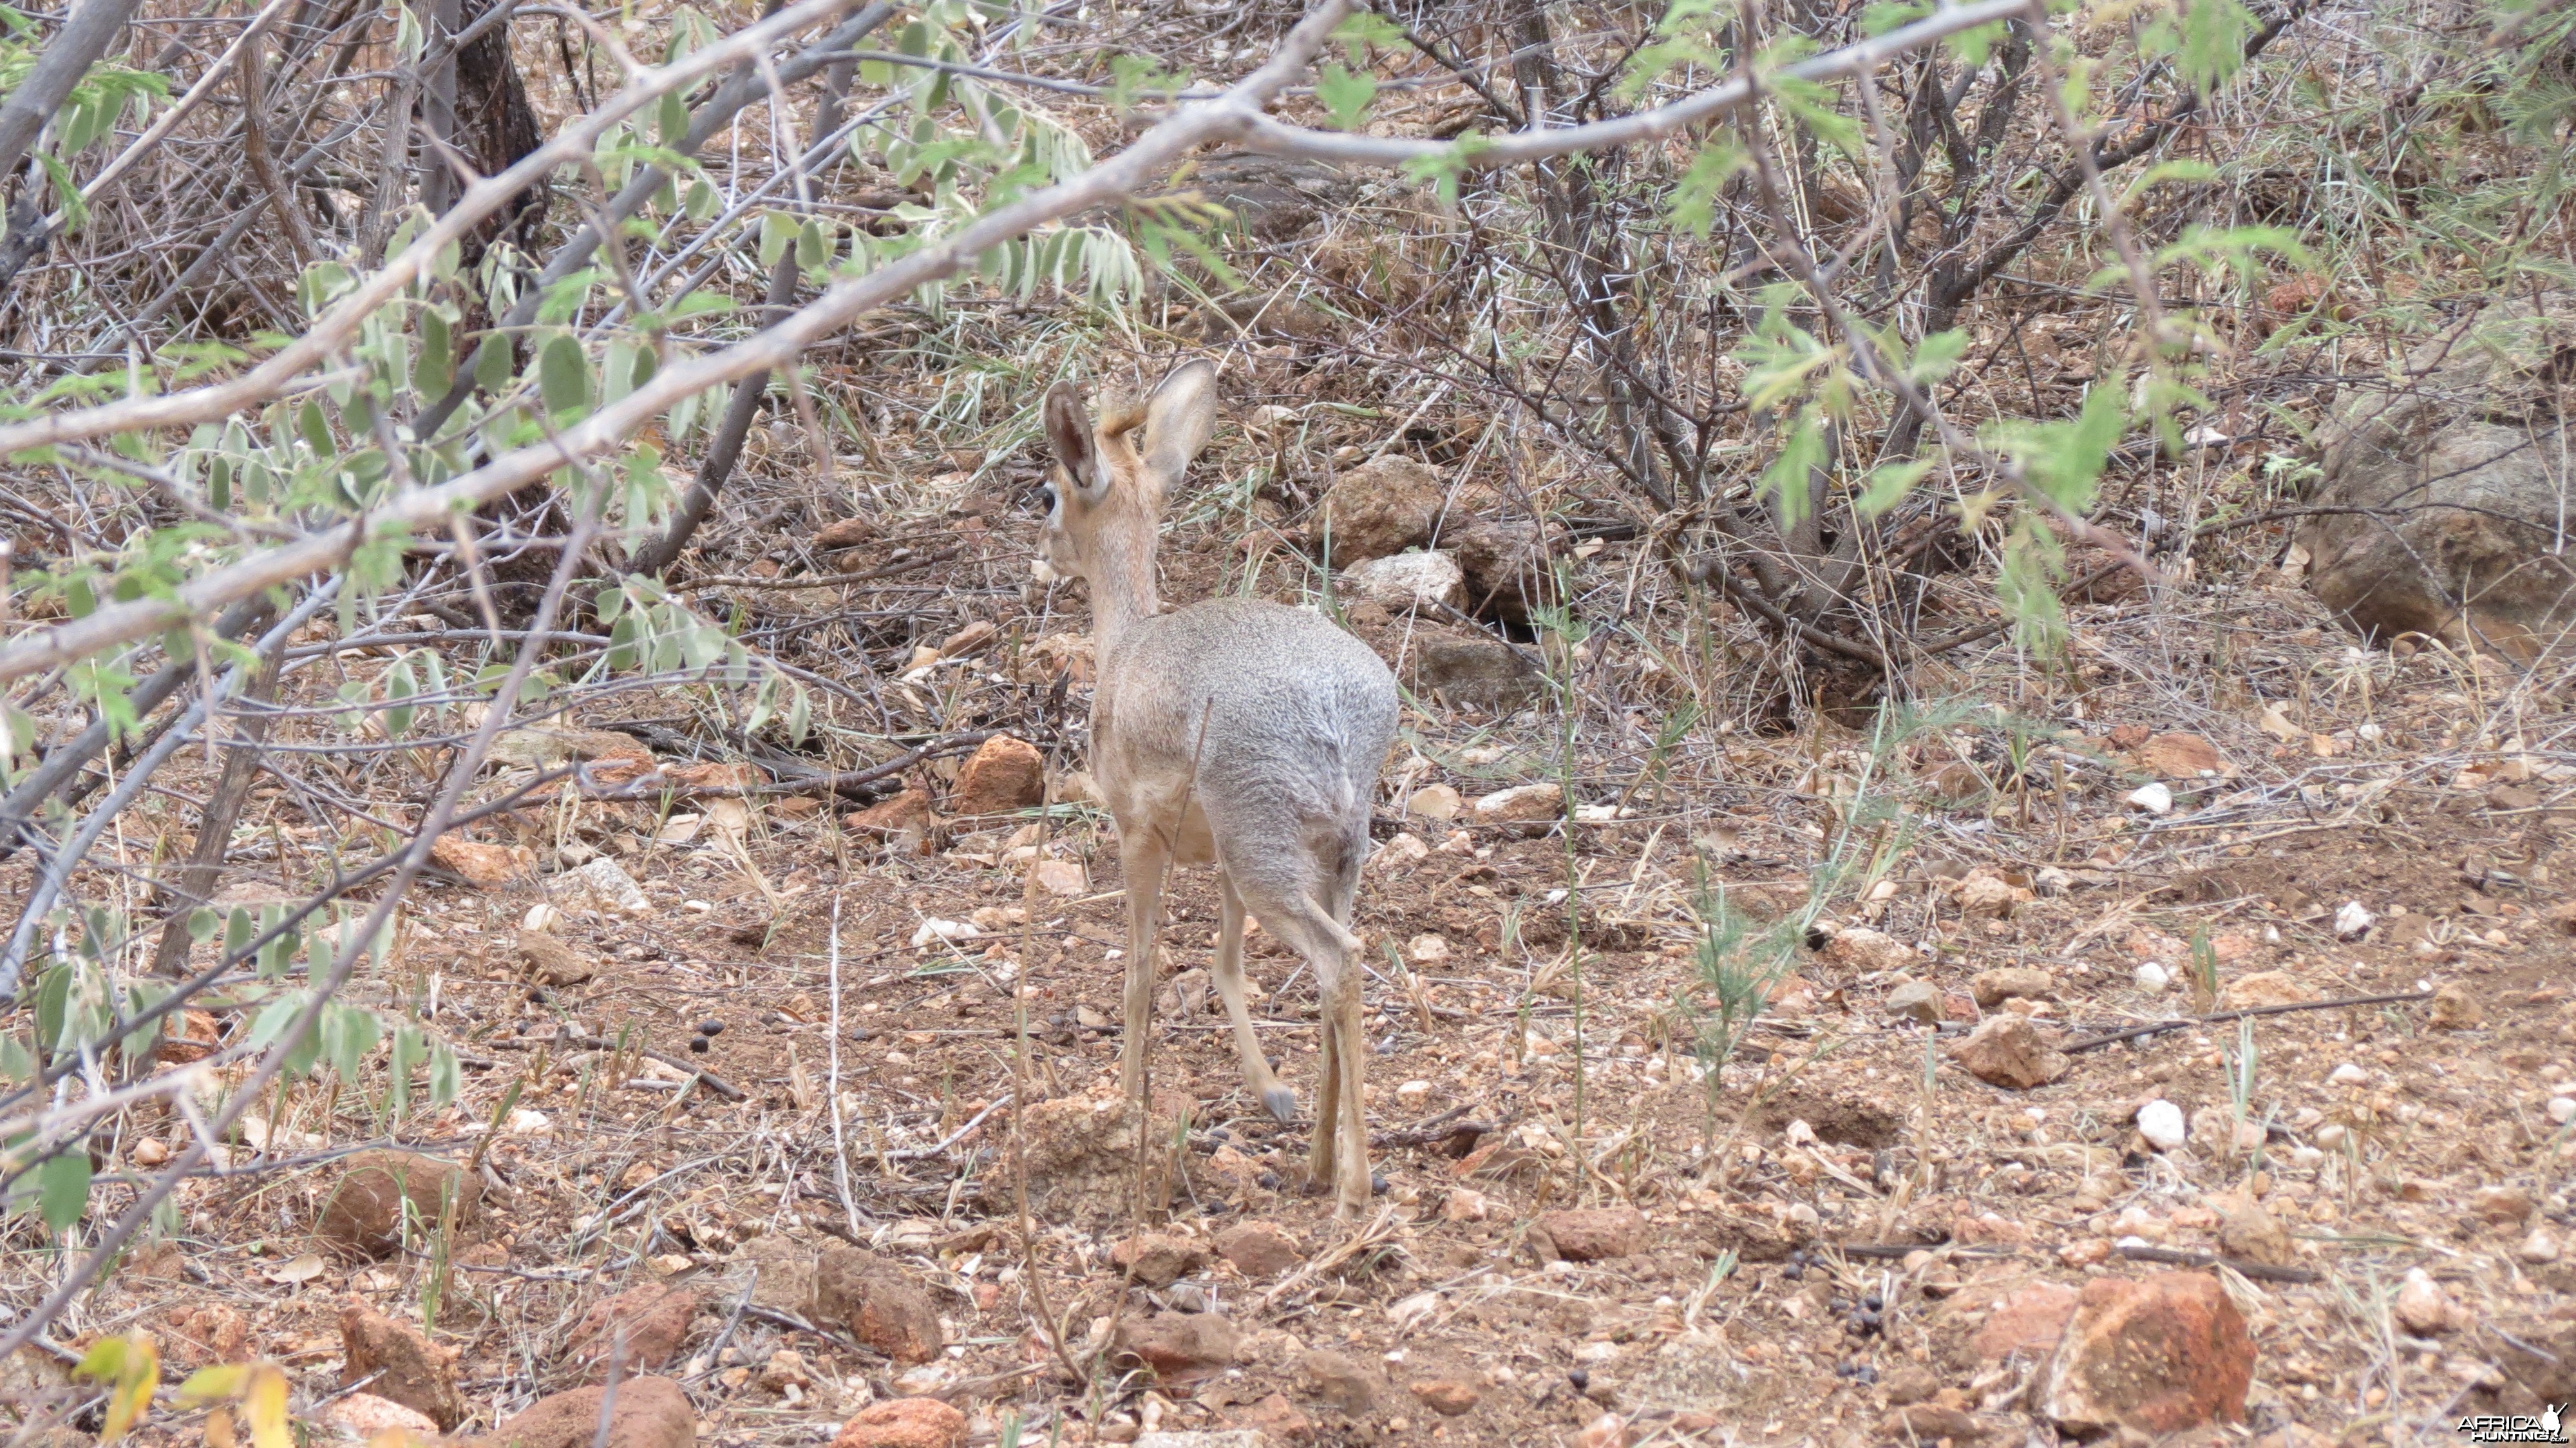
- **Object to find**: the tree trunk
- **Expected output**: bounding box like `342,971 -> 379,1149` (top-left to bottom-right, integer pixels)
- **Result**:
450,0 -> 545,266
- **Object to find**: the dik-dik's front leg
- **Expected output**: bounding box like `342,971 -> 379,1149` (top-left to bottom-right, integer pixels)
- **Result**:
1116,828 -> 1172,1107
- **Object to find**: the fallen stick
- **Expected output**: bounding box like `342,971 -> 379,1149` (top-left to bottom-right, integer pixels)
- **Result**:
2116,1244 -> 2320,1284
680,546 -> 965,590
2060,990 -> 2433,1054
1820,1240 -> 2317,1284
482,1032 -> 747,1101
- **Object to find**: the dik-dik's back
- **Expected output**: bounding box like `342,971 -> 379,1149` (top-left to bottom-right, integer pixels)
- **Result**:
1094,597 -> 1397,874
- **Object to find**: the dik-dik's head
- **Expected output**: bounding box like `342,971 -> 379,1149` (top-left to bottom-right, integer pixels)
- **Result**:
1036,360 -> 1218,587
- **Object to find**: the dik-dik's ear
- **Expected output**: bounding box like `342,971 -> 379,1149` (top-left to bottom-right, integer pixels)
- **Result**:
1043,381 -> 1103,498
1142,360 -> 1218,487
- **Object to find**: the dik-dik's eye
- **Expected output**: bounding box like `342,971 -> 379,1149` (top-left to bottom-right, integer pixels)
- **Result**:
1037,481 -> 1061,514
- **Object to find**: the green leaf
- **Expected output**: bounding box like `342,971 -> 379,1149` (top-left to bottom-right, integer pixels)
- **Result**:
1946,19 -> 2008,65
388,1025 -> 421,1119
668,292 -> 736,319
1760,414 -> 1830,528
37,1150 -> 90,1233
537,333 -> 591,420
383,658 -> 417,736
2177,0 -> 2257,93
1907,329 -> 1971,386
323,1003 -> 378,1081
1997,513 -> 2070,652
33,966 -> 69,1053
416,307 -> 452,397
429,1041 -> 460,1107
534,269 -> 600,326
472,334 -> 513,392
759,210 -> 796,269
1317,63 -> 1378,131
1855,457 -> 1936,517
1985,384 -> 2126,511
1331,11 -> 1405,59
1669,138 -> 1748,237
1861,1 -> 1931,33
296,398 -> 332,455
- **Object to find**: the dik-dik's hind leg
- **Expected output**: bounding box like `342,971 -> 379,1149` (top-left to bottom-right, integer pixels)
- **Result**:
1307,995 -> 1342,1188
1325,958 -> 1370,1217
1262,898 -> 1370,1215
1212,872 -> 1294,1123
1116,829 -> 1172,1109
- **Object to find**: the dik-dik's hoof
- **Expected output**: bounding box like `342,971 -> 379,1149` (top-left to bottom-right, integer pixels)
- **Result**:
1262,1087 -> 1298,1124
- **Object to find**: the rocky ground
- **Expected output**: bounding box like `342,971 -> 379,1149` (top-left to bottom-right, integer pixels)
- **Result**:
10,445 -> 2576,1448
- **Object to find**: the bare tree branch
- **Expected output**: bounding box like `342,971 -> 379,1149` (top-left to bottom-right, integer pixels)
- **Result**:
0,0 -> 145,187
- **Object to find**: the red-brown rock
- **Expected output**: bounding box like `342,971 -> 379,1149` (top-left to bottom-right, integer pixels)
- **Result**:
162,1302 -> 249,1369
1296,1349 -> 1384,1414
430,834 -> 529,886
1972,1283 -> 2081,1363
2036,1273 -> 2254,1435
814,518 -> 877,552
829,1398 -> 965,1448
1213,1221 -> 1302,1279
844,788 -> 934,837
317,1150 -> 480,1258
2136,732 -> 2226,778
1234,1392 -> 1315,1440
567,1282 -> 703,1377
341,1302 -> 466,1429
947,735 -> 1045,817
1530,1208 -> 1647,1262
1110,1233 -> 1209,1288
1115,1312 -> 1238,1378
481,1377 -> 694,1448
1883,1404 -> 1984,1440
1410,1378 -> 1480,1415
1947,1015 -> 2069,1089
666,762 -> 766,795
815,1248 -> 945,1364
1317,455 -> 1447,563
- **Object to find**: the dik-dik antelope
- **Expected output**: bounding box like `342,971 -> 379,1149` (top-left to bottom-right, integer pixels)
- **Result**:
1036,360 -> 1399,1218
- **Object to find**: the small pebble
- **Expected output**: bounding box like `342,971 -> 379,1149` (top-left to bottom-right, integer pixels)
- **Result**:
2329,1062 -> 2370,1086
697,1020 -> 724,1036
2137,1099 -> 2188,1151
2550,1098 -> 2576,1125
688,1037 -> 710,1054
2134,962 -> 2172,993
1567,1369 -> 1589,1391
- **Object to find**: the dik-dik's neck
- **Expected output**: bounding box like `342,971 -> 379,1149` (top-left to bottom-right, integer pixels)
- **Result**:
1084,526 -> 1160,656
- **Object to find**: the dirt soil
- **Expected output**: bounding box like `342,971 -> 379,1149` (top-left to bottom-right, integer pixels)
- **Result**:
16,461 -> 2576,1448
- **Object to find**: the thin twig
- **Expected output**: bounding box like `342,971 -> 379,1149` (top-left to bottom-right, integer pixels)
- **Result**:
2061,991 -> 2434,1054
